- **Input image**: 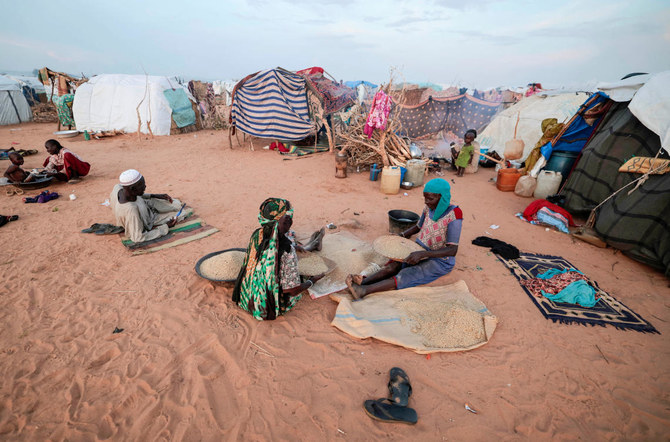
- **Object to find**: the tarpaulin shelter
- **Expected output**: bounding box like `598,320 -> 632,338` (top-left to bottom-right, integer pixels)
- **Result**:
230,68 -> 315,141
394,94 -> 502,140
479,92 -> 590,160
556,72 -> 670,276
298,67 -> 356,115
73,74 -> 196,136
0,75 -> 32,125
5,75 -> 46,106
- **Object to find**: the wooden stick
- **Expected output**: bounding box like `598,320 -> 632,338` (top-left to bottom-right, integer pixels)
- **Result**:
480,152 -> 506,165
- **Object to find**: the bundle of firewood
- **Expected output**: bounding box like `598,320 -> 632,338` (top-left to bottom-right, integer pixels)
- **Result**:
32,103 -> 59,123
336,107 -> 411,168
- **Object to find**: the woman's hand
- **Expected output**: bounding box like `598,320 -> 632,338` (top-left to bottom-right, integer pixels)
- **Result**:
311,273 -> 326,284
166,218 -> 177,228
404,251 -> 426,265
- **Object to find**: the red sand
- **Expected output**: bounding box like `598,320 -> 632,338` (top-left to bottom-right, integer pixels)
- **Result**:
1,122 -> 668,440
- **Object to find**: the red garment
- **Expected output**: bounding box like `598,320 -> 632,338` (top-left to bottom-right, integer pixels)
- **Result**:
296,67 -> 324,76
523,199 -> 576,226
43,152 -> 91,179
269,141 -> 290,153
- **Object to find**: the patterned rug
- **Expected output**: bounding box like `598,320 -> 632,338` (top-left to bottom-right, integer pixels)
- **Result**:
497,252 -> 658,333
122,215 -> 218,255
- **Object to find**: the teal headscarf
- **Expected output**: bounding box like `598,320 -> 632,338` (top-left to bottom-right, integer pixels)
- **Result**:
423,178 -> 452,221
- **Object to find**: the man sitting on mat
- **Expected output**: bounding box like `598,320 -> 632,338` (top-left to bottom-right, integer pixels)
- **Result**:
110,169 -> 186,243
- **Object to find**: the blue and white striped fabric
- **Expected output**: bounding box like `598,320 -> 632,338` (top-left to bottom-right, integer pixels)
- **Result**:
231,69 -> 315,140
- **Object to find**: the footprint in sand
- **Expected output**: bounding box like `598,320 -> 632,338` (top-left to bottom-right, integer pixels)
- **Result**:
88,346 -> 122,369
67,376 -> 84,421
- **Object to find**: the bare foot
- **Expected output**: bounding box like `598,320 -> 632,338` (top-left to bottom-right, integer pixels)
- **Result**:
345,274 -> 365,300
352,274 -> 365,285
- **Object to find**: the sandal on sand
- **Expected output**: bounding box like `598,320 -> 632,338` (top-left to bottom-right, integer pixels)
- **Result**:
81,223 -> 103,233
0,214 -> 19,227
388,367 -> 412,407
363,399 -> 417,425
6,187 -> 24,196
95,224 -> 124,235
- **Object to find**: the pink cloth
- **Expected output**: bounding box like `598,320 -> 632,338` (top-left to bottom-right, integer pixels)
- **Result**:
364,90 -> 392,138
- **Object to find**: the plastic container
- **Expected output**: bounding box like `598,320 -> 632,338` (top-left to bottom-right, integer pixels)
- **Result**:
479,146 -> 489,162
534,170 -> 562,200
369,163 -> 380,181
496,168 -> 521,192
405,159 -> 426,187
399,166 -> 407,182
514,175 -> 537,197
380,166 -> 401,194
544,150 -> 579,186
388,210 -> 420,234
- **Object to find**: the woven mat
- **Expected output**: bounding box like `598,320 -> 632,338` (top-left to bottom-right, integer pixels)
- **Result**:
122,215 -> 218,255
497,252 -> 658,333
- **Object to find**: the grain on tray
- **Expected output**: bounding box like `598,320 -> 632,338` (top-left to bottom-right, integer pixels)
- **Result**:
396,299 -> 485,348
298,254 -> 330,276
373,235 -> 425,261
199,250 -> 246,281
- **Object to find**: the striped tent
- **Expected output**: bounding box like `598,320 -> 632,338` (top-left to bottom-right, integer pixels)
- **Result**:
230,68 -> 315,140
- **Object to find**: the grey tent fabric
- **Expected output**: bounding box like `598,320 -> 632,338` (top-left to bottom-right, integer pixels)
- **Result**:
561,102 -> 670,276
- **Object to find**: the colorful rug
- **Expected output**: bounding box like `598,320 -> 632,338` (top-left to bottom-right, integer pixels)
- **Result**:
122,215 -> 218,255
281,145 -> 329,157
497,252 -> 658,333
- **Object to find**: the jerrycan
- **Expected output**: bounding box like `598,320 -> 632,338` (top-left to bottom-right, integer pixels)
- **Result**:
380,166 -> 401,194
534,170 -> 562,200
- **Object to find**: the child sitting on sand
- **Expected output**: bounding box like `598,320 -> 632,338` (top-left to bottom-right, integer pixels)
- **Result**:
3,152 -> 37,183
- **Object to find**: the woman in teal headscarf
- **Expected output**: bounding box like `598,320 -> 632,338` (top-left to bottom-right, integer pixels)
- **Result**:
346,178 -> 463,300
233,197 -> 325,320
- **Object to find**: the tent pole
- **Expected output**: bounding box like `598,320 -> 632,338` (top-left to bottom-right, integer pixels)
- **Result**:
228,127 -> 233,149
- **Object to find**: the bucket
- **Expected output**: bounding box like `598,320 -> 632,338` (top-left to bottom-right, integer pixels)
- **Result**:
388,210 -> 420,234
380,166 -> 401,194
534,170 -> 562,200
544,150 -> 579,186
405,159 -> 426,187
496,168 -> 521,192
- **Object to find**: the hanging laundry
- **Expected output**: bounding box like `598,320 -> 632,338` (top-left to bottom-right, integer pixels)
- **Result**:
364,90 -> 392,138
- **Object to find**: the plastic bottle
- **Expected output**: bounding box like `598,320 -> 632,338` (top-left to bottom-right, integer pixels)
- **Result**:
534,170 -> 562,199
84,130 -> 90,141
380,166 -> 401,194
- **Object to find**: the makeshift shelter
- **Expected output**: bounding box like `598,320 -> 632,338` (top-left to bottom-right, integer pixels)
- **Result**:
5,75 -> 46,106
479,92 -> 590,160
230,68 -> 315,141
37,67 -> 81,102
394,94 -> 502,140
298,67 -> 356,115
72,74 -> 196,136
0,75 -> 32,125
551,72 -> 670,276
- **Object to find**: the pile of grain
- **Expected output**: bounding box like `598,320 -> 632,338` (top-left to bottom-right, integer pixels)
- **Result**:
199,250 -> 246,281
396,299 -> 485,348
298,254 -> 330,276
373,235 -> 425,261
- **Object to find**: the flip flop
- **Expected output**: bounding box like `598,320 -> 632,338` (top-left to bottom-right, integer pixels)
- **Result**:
363,399 -> 417,425
388,367 -> 412,407
81,223 -> 103,233
95,224 -> 124,235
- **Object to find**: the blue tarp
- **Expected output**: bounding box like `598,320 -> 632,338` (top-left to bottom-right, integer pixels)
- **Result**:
344,80 -> 378,89
542,92 -> 610,159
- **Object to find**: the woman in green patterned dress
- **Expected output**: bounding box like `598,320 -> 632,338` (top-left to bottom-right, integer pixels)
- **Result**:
232,198 -> 324,320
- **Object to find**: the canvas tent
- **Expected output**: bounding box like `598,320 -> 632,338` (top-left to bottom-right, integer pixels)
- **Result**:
73,74 -> 196,136
546,72 -> 670,276
5,75 -> 46,106
479,92 -> 590,160
0,75 -> 32,125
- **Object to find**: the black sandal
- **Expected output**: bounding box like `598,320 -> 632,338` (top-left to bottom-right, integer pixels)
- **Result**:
363,398 -> 417,425
388,367 -> 412,407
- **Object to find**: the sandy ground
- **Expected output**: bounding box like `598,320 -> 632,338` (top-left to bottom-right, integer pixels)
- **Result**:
0,122 -> 668,441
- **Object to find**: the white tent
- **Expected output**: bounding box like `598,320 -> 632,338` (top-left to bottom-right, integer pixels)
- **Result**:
0,75 -> 32,125
478,92 -> 590,160
73,74 -> 194,136
627,71 -> 670,154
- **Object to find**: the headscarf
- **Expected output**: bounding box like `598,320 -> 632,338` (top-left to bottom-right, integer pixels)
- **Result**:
232,198 -> 294,320
119,169 -> 143,186
423,178 -> 452,221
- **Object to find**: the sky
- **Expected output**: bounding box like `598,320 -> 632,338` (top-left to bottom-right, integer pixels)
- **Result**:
1,0 -> 669,89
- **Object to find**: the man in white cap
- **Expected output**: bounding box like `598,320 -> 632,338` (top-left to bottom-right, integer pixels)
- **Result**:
109,169 -> 185,243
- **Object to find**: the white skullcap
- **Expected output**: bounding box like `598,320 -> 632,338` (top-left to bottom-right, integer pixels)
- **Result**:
119,169 -> 143,186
